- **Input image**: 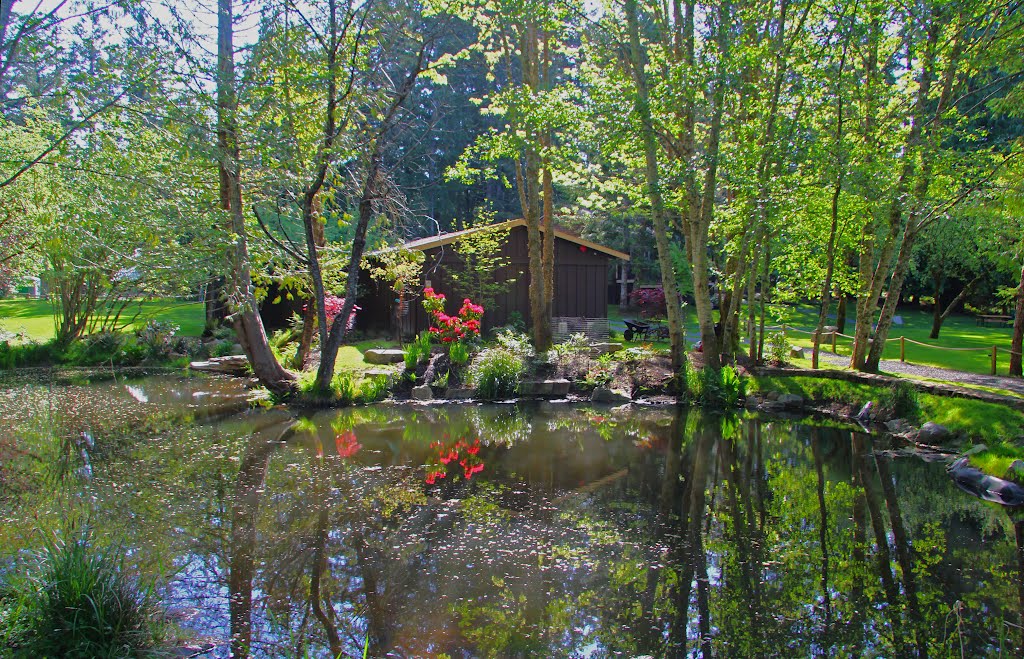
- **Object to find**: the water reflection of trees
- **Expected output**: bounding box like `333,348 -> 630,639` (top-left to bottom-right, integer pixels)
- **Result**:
21,400 -> 1024,657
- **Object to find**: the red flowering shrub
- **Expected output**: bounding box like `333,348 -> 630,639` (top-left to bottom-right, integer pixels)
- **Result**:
422,288 -> 484,344
335,430 -> 361,458
424,436 -> 484,484
629,287 -> 667,318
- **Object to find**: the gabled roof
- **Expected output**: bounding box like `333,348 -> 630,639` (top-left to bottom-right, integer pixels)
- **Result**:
380,218 -> 630,261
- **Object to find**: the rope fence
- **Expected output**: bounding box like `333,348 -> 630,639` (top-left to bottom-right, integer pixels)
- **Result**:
763,324 -> 1023,376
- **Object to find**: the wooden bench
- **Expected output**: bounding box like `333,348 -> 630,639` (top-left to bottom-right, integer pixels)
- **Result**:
977,314 -> 1012,327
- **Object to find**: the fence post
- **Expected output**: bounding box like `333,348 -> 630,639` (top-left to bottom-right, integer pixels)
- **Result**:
992,345 -> 998,376
831,331 -> 837,353
900,336 -> 905,362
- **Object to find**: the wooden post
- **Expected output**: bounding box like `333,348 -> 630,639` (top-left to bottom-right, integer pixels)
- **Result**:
992,345 -> 998,376
831,331 -> 837,353
900,336 -> 905,362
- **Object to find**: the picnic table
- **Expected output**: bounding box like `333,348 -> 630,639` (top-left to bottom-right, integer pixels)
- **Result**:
977,314 -> 1013,327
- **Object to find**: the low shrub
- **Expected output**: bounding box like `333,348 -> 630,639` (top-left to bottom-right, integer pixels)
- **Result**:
549,333 -> 593,380
470,348 -> 526,400
136,321 -> 179,359
493,329 -> 535,361
766,331 -> 789,365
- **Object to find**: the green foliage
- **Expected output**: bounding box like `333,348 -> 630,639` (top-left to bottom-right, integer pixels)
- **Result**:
414,331 -> 432,361
470,348 -> 526,400
689,366 -> 747,409
449,340 -> 471,365
493,329 -> 536,361
432,370 -> 450,389
447,211 -> 518,310
4,529 -> 163,657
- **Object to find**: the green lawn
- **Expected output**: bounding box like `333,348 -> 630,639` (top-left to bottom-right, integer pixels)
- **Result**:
613,303 -> 1018,377
0,299 -> 206,341
774,306 -> 1017,377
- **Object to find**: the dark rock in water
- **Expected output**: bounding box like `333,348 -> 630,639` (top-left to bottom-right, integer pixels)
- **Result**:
591,387 -> 631,404
947,457 -> 1024,507
917,422 -> 951,443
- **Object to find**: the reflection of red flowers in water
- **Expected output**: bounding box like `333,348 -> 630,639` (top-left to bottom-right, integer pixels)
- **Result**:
425,437 -> 484,483
335,430 -> 361,458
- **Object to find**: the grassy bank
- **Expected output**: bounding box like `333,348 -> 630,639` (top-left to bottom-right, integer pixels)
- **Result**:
750,374 -> 1024,445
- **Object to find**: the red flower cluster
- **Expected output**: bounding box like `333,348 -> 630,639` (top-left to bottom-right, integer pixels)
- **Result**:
424,436 -> 484,484
422,288 -> 484,344
335,430 -> 361,458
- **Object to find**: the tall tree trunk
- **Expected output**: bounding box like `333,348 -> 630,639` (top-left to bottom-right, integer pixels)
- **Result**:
217,0 -> 294,395
864,17 -> 962,372
1011,263 -> 1024,377
540,32 -> 555,349
625,0 -> 687,383
813,40 -> 847,369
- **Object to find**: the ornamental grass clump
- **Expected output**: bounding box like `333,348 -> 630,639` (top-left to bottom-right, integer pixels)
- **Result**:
470,348 -> 526,400
4,529 -> 164,657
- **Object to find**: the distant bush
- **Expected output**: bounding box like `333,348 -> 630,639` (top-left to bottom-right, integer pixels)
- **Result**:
470,348 -> 526,399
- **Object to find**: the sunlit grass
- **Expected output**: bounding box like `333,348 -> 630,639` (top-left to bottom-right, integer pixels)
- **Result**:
0,299 -> 205,341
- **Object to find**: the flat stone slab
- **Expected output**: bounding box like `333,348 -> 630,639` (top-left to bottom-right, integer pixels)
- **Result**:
520,379 -> 571,397
591,342 -> 624,355
444,387 -> 475,400
190,356 -> 250,376
364,349 -> 406,364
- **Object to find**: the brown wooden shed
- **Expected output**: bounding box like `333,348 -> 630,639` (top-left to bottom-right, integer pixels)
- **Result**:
355,219 -> 629,338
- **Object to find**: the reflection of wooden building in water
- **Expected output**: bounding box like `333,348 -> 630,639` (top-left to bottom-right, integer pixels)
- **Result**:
356,219 -> 630,339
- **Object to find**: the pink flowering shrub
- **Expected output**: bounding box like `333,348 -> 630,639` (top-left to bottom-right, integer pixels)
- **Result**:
422,288 -> 484,344
629,287 -> 667,318
306,295 -> 359,332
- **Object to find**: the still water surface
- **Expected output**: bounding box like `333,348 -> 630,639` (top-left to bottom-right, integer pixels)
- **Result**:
1,375 -> 1022,657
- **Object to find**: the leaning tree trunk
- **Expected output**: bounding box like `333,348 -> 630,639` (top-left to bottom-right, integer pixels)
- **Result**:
218,0 -> 294,396
1011,263 -> 1024,377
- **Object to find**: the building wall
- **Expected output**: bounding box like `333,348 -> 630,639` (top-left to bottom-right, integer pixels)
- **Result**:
357,225 -> 614,337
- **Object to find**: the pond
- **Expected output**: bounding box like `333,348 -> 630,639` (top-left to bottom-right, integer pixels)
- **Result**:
1,374 -> 1022,657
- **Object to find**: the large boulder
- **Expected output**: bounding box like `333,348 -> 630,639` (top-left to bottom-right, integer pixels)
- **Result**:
411,385 -> 432,401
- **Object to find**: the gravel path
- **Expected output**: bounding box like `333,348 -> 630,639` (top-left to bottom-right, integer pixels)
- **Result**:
815,349 -> 1024,397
